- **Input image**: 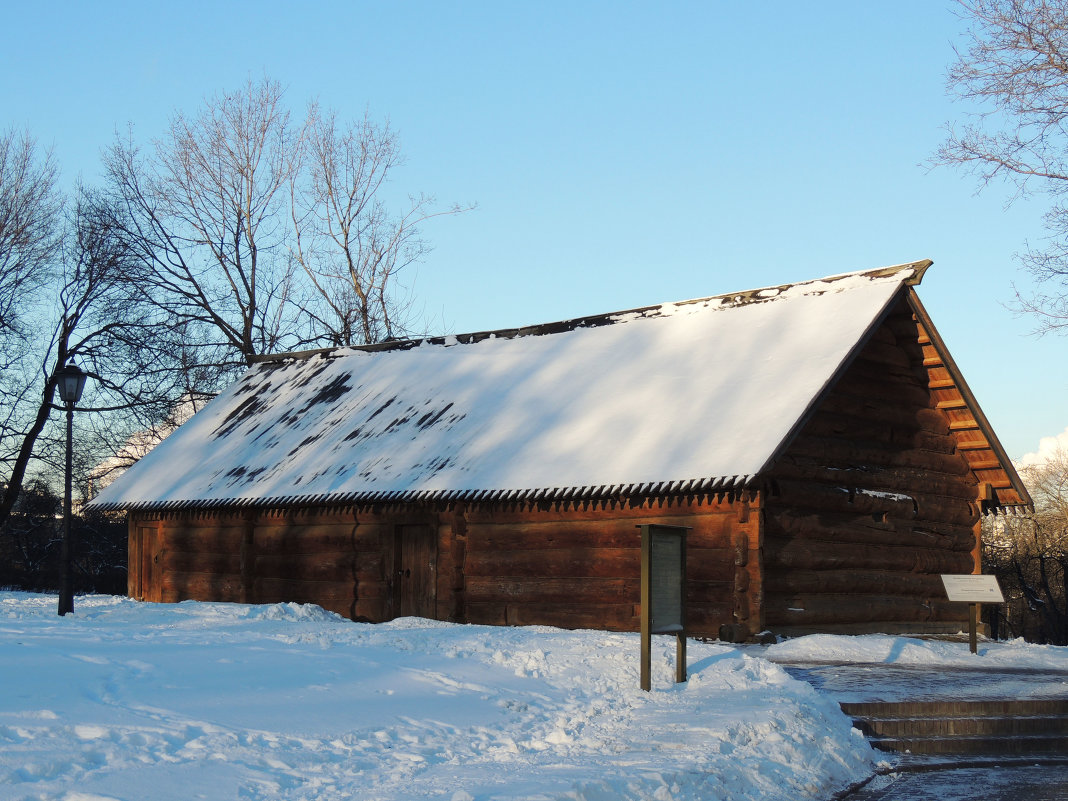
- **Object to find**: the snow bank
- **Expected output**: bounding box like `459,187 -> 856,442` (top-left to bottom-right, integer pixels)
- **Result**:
0,593 -> 873,801
764,632 -> 1068,670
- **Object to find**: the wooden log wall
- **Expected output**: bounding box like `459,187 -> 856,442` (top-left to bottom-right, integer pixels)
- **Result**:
762,300 -> 979,632
128,496 -> 755,638
127,507 -> 463,623
462,495 -> 758,638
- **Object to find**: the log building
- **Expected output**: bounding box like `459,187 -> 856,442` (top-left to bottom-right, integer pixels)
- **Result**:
87,261 -> 1031,639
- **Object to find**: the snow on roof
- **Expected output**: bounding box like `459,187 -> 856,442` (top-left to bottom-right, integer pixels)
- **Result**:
87,261 -> 929,511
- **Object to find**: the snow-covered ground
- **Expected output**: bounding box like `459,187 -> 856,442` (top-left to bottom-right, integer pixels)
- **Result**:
1,593 -> 1065,801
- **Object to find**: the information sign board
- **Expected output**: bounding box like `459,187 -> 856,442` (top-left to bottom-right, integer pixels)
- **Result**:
649,530 -> 684,634
940,574 -> 1004,655
639,524 -> 689,691
941,574 -> 1005,604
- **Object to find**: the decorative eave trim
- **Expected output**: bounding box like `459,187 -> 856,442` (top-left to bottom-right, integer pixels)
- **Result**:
86,474 -> 754,514
906,289 -> 1033,512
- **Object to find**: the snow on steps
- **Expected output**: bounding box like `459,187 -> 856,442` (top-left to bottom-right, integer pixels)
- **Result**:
841,699 -> 1068,755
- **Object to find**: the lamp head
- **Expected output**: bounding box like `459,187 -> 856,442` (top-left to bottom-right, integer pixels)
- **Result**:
56,362 -> 87,406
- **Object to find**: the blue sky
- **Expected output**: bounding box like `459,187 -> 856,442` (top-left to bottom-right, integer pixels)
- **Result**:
3,1 -> 1064,459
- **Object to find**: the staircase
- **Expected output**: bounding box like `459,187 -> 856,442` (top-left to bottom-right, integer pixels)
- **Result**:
841,699 -> 1068,755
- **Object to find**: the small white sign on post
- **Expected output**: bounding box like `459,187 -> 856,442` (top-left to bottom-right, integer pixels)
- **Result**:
941,574 -> 1005,604
940,574 -> 1005,654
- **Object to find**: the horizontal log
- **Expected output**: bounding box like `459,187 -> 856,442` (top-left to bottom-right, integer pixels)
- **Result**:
463,546 -> 735,582
812,395 -> 924,433
159,572 -> 243,601
315,598 -> 387,622
253,576 -> 374,601
764,594 -> 968,626
466,577 -> 640,604
829,372 -> 932,410
768,569 -> 947,597
505,602 -> 638,632
159,550 -> 242,575
465,517 -> 731,551
769,479 -> 978,526
465,576 -> 732,606
883,311 -> 921,339
851,340 -> 915,370
777,446 -> 975,494
772,479 -> 919,517
465,602 -> 507,626
763,539 -> 975,574
253,523 -> 384,554
868,322 -> 899,346
464,547 -> 639,579
463,498 -> 741,526
764,511 -> 978,551
254,552 -> 384,583
776,440 -> 972,480
163,526 -> 246,552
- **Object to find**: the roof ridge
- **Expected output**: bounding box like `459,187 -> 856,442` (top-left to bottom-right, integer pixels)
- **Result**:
247,259 -> 933,364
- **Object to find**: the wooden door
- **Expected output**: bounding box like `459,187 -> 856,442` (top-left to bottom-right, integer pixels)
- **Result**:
133,525 -> 162,602
393,524 -> 437,618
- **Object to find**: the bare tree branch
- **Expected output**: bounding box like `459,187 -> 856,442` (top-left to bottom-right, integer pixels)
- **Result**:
937,0 -> 1068,331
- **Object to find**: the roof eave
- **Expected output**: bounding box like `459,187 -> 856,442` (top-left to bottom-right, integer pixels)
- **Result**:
906,289 -> 1033,511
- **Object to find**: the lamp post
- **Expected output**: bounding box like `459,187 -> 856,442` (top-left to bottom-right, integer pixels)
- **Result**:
56,361 -> 87,616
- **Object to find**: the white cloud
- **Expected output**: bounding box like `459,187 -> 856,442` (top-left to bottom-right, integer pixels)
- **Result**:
1018,425 -> 1068,469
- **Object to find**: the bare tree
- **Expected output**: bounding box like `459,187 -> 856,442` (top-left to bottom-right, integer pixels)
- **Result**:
0,130 -> 61,352
983,445 -> 1068,643
105,76 -> 303,377
0,187 -> 182,533
291,108 -> 468,346
936,0 -> 1068,332
108,77 -> 469,368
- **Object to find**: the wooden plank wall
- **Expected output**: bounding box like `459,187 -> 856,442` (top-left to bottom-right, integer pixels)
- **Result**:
762,300 -> 979,632
462,497 -> 753,638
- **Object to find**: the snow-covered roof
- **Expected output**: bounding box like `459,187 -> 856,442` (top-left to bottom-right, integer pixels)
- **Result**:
88,261 -> 931,512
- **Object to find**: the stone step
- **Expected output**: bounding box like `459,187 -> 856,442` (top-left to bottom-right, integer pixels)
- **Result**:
866,734 -> 1068,755
852,715 -> 1068,738
841,699 -> 1068,756
841,699 -> 1068,718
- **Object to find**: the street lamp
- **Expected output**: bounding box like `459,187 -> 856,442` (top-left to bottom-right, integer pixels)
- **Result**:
56,361 -> 87,616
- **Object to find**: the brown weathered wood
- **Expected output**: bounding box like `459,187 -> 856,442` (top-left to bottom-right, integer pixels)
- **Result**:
465,576 -> 731,605
253,576 -> 376,601
771,569 -> 946,597
764,512 -> 978,551
504,602 -> 638,631
159,551 -> 243,575
765,594 -> 966,625
254,552 -> 382,583
466,517 -> 731,551
769,479 -> 978,526
774,442 -> 971,479
763,539 -> 975,574
159,526 -> 246,552
829,373 -> 932,409
253,523 -> 380,554
159,572 -> 243,602
128,518 -> 143,599
464,547 -> 640,578
771,479 -> 919,515
465,602 -> 507,625
777,445 -> 974,490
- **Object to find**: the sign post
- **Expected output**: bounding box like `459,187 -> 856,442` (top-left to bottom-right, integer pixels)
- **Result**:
639,524 -> 689,691
940,574 -> 1005,655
